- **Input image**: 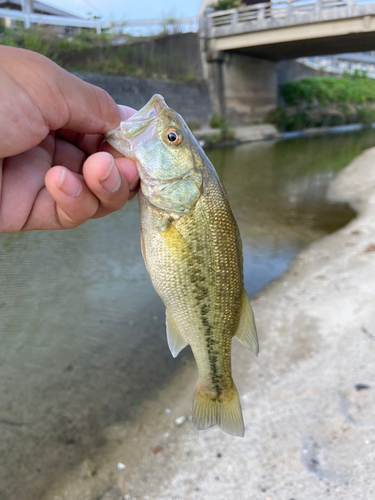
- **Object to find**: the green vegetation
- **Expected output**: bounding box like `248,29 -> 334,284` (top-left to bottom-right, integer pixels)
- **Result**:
210,114 -> 226,128
186,121 -> 201,131
0,27 -> 199,81
280,73 -> 375,106
0,27 -> 117,57
355,107 -> 375,125
212,0 -> 242,11
270,74 -> 375,131
203,118 -> 236,147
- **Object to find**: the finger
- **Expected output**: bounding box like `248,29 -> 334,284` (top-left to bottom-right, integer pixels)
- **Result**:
0,135 -> 54,232
55,106 -> 137,157
97,145 -> 140,199
99,105 -> 138,159
118,105 -> 137,120
44,167 -> 99,229
116,157 -> 139,199
55,130 -> 104,156
82,152 -> 138,218
0,47 -> 137,157
50,72 -> 138,134
53,137 -> 87,174
99,141 -> 128,159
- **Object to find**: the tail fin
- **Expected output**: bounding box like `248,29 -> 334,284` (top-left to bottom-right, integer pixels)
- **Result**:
192,382 -> 244,437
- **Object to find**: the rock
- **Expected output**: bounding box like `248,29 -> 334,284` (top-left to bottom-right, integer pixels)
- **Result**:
99,485 -> 124,500
79,459 -> 96,479
355,383 -> 370,391
174,416 -> 186,426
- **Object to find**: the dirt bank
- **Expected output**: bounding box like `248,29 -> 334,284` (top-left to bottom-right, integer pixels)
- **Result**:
45,148 -> 375,500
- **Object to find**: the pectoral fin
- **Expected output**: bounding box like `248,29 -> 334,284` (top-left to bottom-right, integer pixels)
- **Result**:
140,230 -> 149,273
166,309 -> 188,358
234,291 -> 259,356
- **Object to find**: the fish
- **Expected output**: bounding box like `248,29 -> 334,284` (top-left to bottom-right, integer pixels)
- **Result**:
105,94 -> 258,437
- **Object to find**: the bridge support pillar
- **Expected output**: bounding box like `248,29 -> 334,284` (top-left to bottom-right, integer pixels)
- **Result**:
206,50 -> 226,119
206,51 -> 278,123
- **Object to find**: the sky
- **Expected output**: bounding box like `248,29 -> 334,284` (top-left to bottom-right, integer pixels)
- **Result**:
44,0 -> 203,22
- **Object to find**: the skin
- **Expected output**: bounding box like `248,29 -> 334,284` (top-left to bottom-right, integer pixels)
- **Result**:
0,46 -> 139,233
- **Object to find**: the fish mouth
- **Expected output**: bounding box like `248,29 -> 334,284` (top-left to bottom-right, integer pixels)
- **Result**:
105,94 -> 168,157
132,94 -> 167,121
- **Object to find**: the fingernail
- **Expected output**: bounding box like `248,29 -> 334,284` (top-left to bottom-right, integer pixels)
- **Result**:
58,168 -> 82,197
118,105 -> 137,121
117,105 -> 127,121
99,159 -> 121,193
121,161 -> 139,189
129,176 -> 139,191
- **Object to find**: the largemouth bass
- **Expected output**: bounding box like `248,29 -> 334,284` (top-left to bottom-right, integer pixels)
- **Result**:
106,95 -> 258,437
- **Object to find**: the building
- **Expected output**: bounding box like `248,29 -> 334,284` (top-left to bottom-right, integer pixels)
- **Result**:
0,0 -> 86,33
299,53 -> 375,79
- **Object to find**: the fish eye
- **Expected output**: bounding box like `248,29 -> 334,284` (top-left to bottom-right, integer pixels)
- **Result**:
165,128 -> 183,146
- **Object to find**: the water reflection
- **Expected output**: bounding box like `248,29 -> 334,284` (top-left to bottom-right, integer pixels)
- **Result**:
0,129 -> 374,499
208,131 -> 371,294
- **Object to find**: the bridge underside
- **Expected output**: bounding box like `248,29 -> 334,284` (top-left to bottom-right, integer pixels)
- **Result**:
233,32 -> 375,60
210,17 -> 375,60
206,15 -> 375,121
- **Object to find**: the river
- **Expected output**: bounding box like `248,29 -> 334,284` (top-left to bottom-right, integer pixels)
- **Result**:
0,129 -> 373,500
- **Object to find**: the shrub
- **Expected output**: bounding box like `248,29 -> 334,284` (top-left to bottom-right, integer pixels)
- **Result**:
356,107 -> 375,125
210,114 -> 226,128
212,0 -> 242,11
186,121 -> 201,131
280,75 -> 375,106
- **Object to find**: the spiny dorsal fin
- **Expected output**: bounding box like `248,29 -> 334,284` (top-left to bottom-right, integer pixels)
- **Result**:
234,291 -> 259,356
166,309 -> 188,358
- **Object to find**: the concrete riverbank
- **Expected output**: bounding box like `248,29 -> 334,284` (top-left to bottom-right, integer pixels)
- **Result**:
43,146 -> 375,499
195,123 -> 375,147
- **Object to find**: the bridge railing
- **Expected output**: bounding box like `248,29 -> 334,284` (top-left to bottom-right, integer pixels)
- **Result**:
0,9 -> 198,34
206,0 -> 375,35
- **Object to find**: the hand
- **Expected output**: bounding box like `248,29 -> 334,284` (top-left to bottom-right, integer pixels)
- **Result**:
0,46 -> 139,232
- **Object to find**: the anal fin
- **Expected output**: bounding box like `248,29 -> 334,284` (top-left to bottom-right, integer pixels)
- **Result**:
234,290 -> 259,356
166,309 -> 188,358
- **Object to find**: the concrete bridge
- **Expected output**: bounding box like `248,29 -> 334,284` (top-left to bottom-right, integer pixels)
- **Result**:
200,0 -> 375,121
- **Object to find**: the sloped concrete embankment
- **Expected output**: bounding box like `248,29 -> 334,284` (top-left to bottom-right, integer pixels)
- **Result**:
46,148 -> 375,500
115,147 -> 375,499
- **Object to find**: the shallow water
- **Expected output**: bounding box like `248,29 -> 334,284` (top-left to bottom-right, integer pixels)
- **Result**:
0,129 -> 373,499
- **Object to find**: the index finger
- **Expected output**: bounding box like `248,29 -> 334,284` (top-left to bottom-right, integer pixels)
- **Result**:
56,106 -> 137,156
0,47 -> 133,157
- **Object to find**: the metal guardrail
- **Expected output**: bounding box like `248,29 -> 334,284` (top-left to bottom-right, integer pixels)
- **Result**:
205,0 -> 375,36
0,9 -> 198,34
0,8 -> 106,33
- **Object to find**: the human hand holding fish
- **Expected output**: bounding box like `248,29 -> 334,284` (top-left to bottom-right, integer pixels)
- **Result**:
0,45 -> 259,436
106,95 -> 259,437
0,46 -> 139,232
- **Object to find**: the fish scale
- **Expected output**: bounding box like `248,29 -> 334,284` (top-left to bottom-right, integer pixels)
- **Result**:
106,94 -> 259,436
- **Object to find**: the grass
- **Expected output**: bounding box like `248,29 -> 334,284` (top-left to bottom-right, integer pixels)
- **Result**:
270,74 -> 375,131
0,27 -> 201,81
280,73 -> 375,106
